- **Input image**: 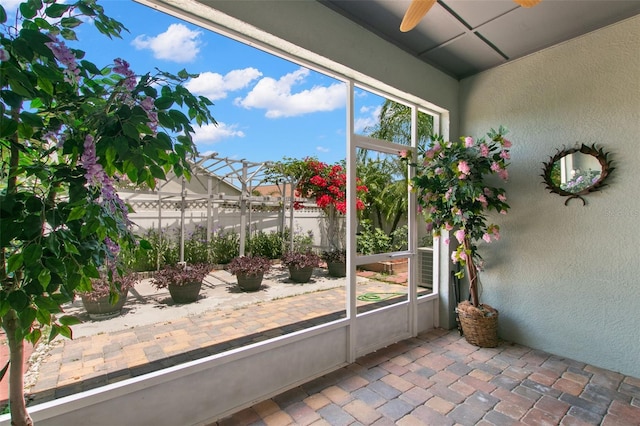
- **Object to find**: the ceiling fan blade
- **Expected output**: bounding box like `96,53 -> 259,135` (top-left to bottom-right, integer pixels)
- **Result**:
513,0 -> 542,8
400,0 -> 437,32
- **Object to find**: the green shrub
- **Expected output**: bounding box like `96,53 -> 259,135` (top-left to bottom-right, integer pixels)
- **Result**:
247,230 -> 284,259
121,228 -> 177,271
357,219 -> 392,255
209,229 -> 240,264
184,224 -> 210,264
390,225 -> 408,251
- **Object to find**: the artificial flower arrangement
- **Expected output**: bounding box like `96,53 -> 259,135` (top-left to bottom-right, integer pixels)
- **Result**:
404,126 -> 511,312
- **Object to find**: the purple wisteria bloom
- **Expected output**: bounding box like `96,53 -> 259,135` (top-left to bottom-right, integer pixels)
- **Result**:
80,135 -> 132,226
46,35 -> 81,84
113,58 -> 137,91
140,96 -> 158,133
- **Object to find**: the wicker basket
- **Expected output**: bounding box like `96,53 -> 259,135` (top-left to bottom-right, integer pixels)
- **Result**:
456,301 -> 499,348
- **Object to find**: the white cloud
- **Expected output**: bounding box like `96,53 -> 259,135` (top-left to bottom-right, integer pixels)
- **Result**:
316,146 -> 330,153
193,122 -> 245,144
132,23 -> 202,63
235,68 -> 345,118
3,0 -> 23,11
185,68 -> 262,101
354,105 -> 381,133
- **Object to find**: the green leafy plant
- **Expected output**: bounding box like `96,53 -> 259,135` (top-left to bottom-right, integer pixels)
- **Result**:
209,228 -> 239,264
184,225 -> 210,264
150,263 -> 211,289
226,256 -> 272,277
119,228 -> 173,272
288,228 -> 314,252
247,230 -> 284,259
357,219 -> 392,255
404,127 -> 511,307
0,1 -> 216,423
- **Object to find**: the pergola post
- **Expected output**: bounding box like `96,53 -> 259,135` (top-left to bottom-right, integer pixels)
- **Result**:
289,180 -> 295,251
180,177 -> 186,263
157,191 -> 162,271
207,175 -> 213,242
239,161 -> 248,256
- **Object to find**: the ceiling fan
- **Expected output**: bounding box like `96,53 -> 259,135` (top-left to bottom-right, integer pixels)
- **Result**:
400,0 -> 542,32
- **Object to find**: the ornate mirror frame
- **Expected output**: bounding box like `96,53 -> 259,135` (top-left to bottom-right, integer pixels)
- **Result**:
541,144 -> 614,206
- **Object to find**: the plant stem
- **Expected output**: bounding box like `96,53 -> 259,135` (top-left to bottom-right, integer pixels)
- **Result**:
464,238 -> 480,307
2,107 -> 33,425
2,310 -> 33,426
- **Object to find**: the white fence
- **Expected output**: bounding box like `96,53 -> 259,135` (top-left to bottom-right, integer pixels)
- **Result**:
124,192 -> 335,250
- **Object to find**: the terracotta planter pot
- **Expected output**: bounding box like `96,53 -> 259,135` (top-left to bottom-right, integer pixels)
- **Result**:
168,281 -> 202,304
81,290 -> 129,320
288,265 -> 314,283
236,273 -> 264,292
327,261 -> 346,278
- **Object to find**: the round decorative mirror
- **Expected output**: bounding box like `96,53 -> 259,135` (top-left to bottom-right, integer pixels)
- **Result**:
541,144 -> 614,205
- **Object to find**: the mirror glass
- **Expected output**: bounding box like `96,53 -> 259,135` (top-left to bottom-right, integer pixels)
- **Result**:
542,144 -> 613,206
550,152 -> 602,193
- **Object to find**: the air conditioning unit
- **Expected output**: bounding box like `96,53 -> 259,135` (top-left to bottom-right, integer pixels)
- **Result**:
418,247 -> 434,289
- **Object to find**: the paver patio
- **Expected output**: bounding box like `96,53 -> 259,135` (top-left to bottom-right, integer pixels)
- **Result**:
2,267 -> 639,425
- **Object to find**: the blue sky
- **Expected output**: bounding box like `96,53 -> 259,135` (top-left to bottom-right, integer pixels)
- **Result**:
5,0 -> 386,165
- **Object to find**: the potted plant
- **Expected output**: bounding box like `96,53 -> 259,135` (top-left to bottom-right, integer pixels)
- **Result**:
151,263 -> 211,303
404,126 -> 511,347
281,250 -> 321,283
321,249 -> 347,278
226,255 -> 272,291
78,272 -> 138,320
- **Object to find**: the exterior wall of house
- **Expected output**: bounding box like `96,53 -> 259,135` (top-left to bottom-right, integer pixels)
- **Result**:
459,16 -> 640,378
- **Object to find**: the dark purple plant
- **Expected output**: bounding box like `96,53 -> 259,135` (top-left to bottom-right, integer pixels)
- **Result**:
226,256 -> 272,276
281,250 -> 321,269
321,249 -> 347,264
78,272 -> 138,302
151,263 -> 212,289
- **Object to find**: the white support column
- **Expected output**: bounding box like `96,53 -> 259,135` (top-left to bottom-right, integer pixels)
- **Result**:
408,104 -> 419,336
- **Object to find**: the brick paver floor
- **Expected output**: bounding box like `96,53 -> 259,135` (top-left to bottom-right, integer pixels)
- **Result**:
216,329 -> 640,425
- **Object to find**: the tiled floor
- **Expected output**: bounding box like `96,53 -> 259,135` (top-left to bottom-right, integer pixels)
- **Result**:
216,329 -> 640,425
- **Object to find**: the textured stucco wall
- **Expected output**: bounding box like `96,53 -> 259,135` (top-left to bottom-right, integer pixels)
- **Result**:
459,16 -> 640,378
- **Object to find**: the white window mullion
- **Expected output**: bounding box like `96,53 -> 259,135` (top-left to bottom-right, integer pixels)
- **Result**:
408,105 -> 419,336
346,80 -> 358,363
